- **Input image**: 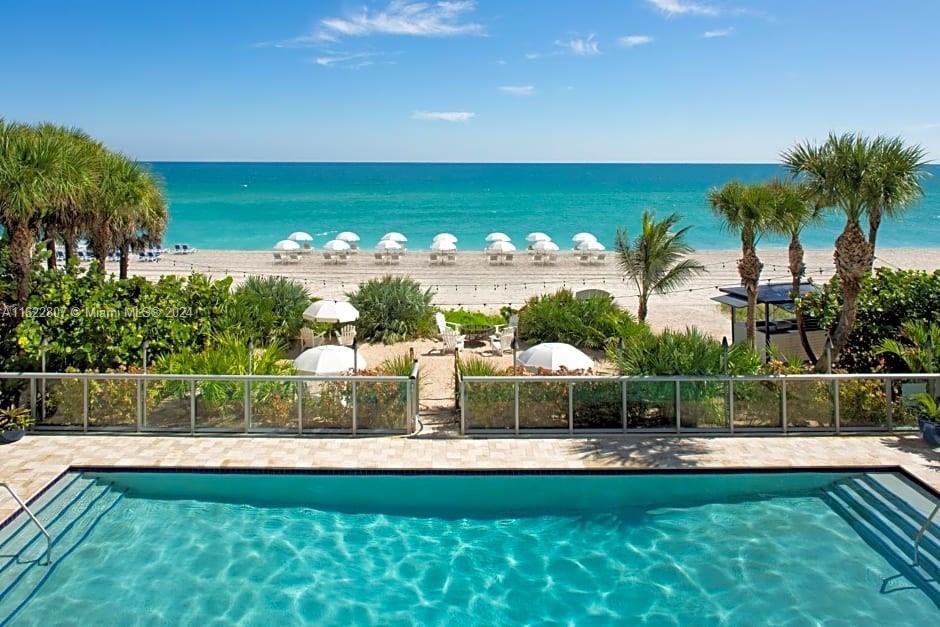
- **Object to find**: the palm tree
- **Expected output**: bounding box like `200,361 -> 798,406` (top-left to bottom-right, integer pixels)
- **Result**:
614,210 -> 705,322
765,179 -> 823,363
708,181 -> 773,345
782,133 -> 928,367
864,136 -> 928,260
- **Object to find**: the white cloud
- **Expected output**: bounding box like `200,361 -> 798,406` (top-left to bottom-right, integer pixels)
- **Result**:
317,1 -> 483,41
555,34 -> 601,56
646,0 -> 718,16
618,35 -> 654,47
524,52 -> 543,60
702,27 -> 734,38
411,110 -> 475,122
312,52 -> 382,69
499,85 -> 535,96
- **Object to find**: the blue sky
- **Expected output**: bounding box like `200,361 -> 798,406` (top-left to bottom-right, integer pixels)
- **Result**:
2,0 -> 939,162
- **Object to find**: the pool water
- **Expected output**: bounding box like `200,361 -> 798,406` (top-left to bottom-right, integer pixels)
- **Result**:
2,472 -> 937,625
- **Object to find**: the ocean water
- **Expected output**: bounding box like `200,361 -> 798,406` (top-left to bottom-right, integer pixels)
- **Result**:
4,472 -> 938,625
149,163 -> 940,251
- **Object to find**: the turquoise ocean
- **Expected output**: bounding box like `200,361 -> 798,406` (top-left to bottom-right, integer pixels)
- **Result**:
149,163 -> 940,251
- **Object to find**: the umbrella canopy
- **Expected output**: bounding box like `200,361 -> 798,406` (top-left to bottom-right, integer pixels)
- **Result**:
516,343 -> 593,372
376,239 -> 403,251
294,345 -> 367,375
526,232 -> 551,243
323,239 -> 351,252
288,231 -> 313,242
381,232 -> 408,242
486,240 -> 516,253
303,300 -> 359,324
576,240 -> 606,251
432,232 -> 458,243
486,232 -> 511,243
572,232 -> 598,243
430,239 -> 457,252
273,239 -> 301,251
531,240 -> 560,252
336,231 -> 360,242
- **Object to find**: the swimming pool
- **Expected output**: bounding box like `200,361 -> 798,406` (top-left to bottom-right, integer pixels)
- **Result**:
1,470 -> 938,624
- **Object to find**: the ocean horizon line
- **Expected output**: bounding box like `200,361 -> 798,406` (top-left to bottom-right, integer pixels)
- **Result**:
145,160 -> 792,167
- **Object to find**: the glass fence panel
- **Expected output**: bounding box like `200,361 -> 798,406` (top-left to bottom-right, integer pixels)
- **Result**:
464,381 -> 515,430
733,380 -> 781,429
37,377 -> 84,428
144,379 -> 192,431
624,381 -> 675,429
839,377 -> 889,429
573,380 -> 622,430
785,379 -> 834,429
195,380 -> 246,431
302,381 -> 352,431
680,381 -> 727,430
249,380 -> 298,432
519,381 -> 569,430
891,377 -> 935,429
356,382 -> 408,431
86,378 -> 138,430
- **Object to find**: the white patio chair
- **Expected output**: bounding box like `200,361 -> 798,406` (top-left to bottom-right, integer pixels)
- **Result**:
442,327 -> 465,353
335,324 -> 357,347
429,253 -> 439,265
489,326 -> 515,355
300,327 -> 326,349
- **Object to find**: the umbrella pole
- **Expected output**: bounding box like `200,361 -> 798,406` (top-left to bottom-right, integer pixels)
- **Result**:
353,338 -> 358,374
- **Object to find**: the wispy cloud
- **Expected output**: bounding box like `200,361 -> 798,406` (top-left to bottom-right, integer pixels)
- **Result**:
499,85 -> 535,96
702,27 -> 734,38
618,35 -> 654,47
555,34 -> 601,56
318,1 -> 483,41
646,0 -> 718,16
312,51 -> 386,69
524,52 -> 545,60
411,110 -> 475,122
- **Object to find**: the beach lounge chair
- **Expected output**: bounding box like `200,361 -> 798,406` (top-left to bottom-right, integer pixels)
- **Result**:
577,252 -> 591,265
374,252 -> 386,264
532,253 -> 545,265
547,253 -> 558,264
145,251 -> 161,262
445,252 -> 457,265
289,252 -> 302,263
503,254 -> 514,264
489,326 -> 515,355
593,253 -> 607,264
390,252 -> 401,264
174,244 -> 183,254
323,252 -> 334,264
300,327 -> 326,349
336,252 -> 349,264
336,324 -> 357,347
273,252 -> 284,264
429,253 -> 439,265
488,254 -> 500,265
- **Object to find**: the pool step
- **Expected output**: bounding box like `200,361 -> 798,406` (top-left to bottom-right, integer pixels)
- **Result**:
0,478 -> 124,625
822,474 -> 940,604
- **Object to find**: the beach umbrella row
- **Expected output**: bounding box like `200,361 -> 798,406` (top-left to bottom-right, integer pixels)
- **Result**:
277,230 -> 603,251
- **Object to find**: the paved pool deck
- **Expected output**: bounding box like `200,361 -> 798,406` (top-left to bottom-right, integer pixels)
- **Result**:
1,433 -> 938,522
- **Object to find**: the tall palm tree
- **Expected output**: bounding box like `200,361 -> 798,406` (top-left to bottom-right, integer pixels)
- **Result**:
614,209 -> 705,322
783,133 -> 928,367
708,181 -> 773,345
765,179 -> 823,362
864,136 -> 929,261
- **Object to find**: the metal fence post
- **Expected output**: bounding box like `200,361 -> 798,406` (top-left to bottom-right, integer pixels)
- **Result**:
885,378 -> 893,431
351,381 -> 358,435
82,379 -> 89,433
781,379 -> 788,434
568,382 -> 574,435
728,379 -> 734,434
189,380 -> 196,435
833,379 -> 841,433
675,380 -> 681,434
297,380 -> 303,435
405,378 -> 414,433
136,379 -> 144,432
29,378 -> 36,422
621,379 -> 627,433
243,380 -> 250,433
514,382 -> 520,435
459,380 -> 466,435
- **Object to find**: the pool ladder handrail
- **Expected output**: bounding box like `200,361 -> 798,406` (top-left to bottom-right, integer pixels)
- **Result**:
0,482 -> 51,565
913,500 -> 940,567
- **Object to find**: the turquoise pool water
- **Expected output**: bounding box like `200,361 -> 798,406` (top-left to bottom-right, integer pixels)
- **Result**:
2,472 -> 938,625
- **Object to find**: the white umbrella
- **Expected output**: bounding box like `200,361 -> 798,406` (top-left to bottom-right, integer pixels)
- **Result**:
576,240 -> 606,251
288,231 -> 313,242
294,345 -> 367,375
572,232 -> 598,244
430,239 -> 457,252
323,239 -> 351,252
485,240 -> 516,253
486,232 -> 511,243
531,240 -> 560,252
432,232 -> 458,243
303,300 -> 359,324
516,343 -> 593,372
273,239 -> 301,251
526,232 -> 551,243
381,232 -> 408,242
376,239 -> 403,251
336,231 -> 360,242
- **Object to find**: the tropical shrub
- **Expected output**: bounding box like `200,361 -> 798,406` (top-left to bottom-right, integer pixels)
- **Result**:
609,327 -> 761,376
875,320 -> 940,374
517,289 -> 645,350
224,276 -> 311,345
348,275 -> 435,343
0,406 -> 33,431
801,268 -> 940,372
442,308 -> 505,328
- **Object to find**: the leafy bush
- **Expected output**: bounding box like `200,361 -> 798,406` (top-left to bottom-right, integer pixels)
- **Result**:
348,275 -> 435,343
801,268 -> 940,373
0,406 -> 33,431
225,276 -> 311,345
458,355 -> 509,377
517,289 -> 645,350
442,309 -> 505,328
609,327 -> 761,376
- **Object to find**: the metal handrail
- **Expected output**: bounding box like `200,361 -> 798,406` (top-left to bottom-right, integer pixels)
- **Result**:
461,373 -> 940,383
0,482 -> 51,565
0,372 -> 409,383
913,501 -> 940,567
